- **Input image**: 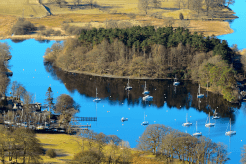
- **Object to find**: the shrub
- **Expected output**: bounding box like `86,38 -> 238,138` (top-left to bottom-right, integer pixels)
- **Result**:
11,19 -> 36,35
179,13 -> 184,20
46,149 -> 56,158
73,150 -> 103,164
54,30 -> 62,36
38,25 -> 46,31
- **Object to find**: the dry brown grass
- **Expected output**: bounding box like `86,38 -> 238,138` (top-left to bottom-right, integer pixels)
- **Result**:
0,0 -> 235,39
0,0 -> 47,18
0,14 -> 17,37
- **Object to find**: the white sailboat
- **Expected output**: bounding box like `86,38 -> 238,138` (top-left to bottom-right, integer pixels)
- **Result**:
212,109 -> 220,119
225,118 -> 236,136
205,112 -> 215,127
121,117 -> 128,122
141,112 -> 149,126
182,113 -> 192,126
197,84 -> 204,98
125,79 -> 132,91
143,95 -> 153,101
93,88 -> 101,102
173,75 -> 180,86
142,81 -> 150,95
193,121 -> 202,136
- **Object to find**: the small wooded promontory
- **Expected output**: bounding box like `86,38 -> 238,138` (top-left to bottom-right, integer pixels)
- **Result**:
44,26 -> 242,102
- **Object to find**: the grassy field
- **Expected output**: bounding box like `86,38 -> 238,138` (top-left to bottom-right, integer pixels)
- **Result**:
0,0 -> 47,18
0,0 -> 236,39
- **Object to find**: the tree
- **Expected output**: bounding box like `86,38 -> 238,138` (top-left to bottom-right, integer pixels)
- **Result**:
190,0 -> 203,15
151,0 -> 161,8
137,124 -> 171,154
241,145 -> 246,164
204,0 -> 215,16
138,0 -> 150,15
175,0 -> 185,9
44,87 -> 54,121
73,0 -> 82,6
117,141 -> 131,163
0,73 -> 9,96
50,0 -> 67,8
54,94 -> 80,129
179,13 -> 184,20
0,42 -> 11,63
88,0 -> 94,9
14,128 -> 42,164
46,149 -> 56,158
226,0 -> 235,7
23,91 -> 34,111
73,150 -> 103,164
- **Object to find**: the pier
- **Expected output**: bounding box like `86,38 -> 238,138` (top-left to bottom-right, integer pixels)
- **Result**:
72,117 -> 97,121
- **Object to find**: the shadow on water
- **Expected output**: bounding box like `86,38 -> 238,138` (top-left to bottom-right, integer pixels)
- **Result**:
11,39 -> 26,43
44,62 -> 240,120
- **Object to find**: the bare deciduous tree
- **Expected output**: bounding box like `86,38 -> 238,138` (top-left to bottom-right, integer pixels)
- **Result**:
137,124 -> 171,154
138,0 -> 150,15
54,94 -> 80,129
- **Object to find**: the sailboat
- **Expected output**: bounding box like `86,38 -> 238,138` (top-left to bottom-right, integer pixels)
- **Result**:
182,113 -> 192,126
142,81 -> 150,95
173,75 -> 180,86
212,109 -> 220,119
125,79 -> 132,91
93,88 -> 101,102
141,112 -> 149,126
121,117 -> 128,122
205,112 -> 215,127
193,121 -> 202,136
197,84 -> 204,98
225,118 -> 236,136
143,95 -> 153,101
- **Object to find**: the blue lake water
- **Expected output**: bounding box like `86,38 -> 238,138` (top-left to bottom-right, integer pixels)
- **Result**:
217,1 -> 246,50
1,1 -> 246,162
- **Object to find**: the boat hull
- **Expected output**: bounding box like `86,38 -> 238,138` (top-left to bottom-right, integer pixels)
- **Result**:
193,132 -> 202,136
182,123 -> 192,126
205,123 -> 215,127
225,131 -> 236,136
173,82 -> 180,86
197,94 -> 204,98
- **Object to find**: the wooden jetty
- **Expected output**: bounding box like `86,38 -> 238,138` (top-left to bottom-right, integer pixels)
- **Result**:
72,117 -> 97,121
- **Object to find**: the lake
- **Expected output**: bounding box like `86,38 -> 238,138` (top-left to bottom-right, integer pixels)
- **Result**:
1,1 -> 246,162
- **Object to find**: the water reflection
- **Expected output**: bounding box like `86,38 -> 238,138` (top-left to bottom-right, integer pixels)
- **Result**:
44,62 -> 240,120
11,39 -> 26,43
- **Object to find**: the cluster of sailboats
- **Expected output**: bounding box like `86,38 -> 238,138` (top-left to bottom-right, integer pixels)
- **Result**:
93,77 -> 236,132
183,113 -> 236,136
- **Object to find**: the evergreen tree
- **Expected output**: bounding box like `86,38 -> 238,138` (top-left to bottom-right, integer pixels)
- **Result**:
44,87 -> 54,121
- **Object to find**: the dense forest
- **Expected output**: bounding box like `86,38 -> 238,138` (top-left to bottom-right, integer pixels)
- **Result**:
44,26 -> 241,102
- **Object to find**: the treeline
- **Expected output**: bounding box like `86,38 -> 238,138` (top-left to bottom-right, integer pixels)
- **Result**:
0,126 -> 42,163
137,124 -> 229,163
44,26 -> 240,102
0,42 -> 11,107
70,129 -> 165,163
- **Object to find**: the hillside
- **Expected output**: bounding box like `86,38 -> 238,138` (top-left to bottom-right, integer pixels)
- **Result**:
0,0 -> 48,18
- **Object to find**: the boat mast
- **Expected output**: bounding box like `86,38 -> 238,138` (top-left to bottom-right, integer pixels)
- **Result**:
96,88 -> 97,99
209,112 -> 210,123
186,113 -> 188,123
198,84 -> 200,95
145,81 -> 146,91
196,121 -> 198,132
230,118 -> 231,131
